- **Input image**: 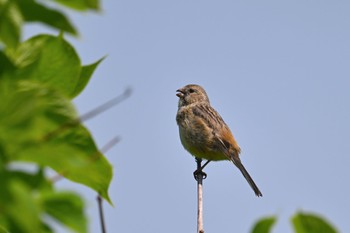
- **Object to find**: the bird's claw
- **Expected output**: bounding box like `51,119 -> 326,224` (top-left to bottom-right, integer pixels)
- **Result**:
193,169 -> 207,181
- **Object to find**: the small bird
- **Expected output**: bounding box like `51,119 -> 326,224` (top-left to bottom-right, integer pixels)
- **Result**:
176,84 -> 262,197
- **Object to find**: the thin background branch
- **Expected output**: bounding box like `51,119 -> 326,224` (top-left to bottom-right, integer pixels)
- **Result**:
97,195 -> 107,233
43,87 -> 132,142
96,136 -> 123,233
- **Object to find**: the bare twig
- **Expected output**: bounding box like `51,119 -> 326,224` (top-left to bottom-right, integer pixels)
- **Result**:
100,136 -> 121,154
97,195 -> 107,233
94,136 -> 122,233
195,158 -> 205,233
43,88 -> 132,141
79,88 -> 132,123
93,136 -> 123,233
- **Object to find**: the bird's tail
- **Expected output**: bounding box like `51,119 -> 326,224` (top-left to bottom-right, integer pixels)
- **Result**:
232,157 -> 262,197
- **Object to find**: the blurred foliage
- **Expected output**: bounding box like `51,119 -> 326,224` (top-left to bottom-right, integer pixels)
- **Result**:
0,0 -> 100,48
251,216 -> 276,233
0,169 -> 87,233
292,212 -> 338,233
251,212 -> 338,233
0,0 -> 113,232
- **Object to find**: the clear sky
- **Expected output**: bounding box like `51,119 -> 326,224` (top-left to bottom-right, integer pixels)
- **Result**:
25,1 -> 350,232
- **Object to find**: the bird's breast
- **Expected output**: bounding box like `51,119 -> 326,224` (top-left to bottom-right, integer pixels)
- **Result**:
176,106 -> 227,161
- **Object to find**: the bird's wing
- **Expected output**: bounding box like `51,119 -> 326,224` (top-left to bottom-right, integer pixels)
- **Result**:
192,103 -> 240,160
191,103 -> 226,132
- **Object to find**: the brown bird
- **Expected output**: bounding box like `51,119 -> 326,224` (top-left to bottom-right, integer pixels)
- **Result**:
176,84 -> 262,197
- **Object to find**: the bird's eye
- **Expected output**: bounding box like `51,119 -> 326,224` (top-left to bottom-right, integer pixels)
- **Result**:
189,88 -> 195,93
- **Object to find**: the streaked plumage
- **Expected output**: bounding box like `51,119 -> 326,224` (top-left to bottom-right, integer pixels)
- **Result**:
176,84 -> 262,197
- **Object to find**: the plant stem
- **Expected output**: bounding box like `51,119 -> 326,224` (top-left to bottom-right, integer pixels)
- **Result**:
97,195 -> 107,233
195,158 -> 205,233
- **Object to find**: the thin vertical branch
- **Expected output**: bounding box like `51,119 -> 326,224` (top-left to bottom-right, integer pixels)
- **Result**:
195,158 -> 205,233
97,195 -> 107,233
96,136 -> 121,233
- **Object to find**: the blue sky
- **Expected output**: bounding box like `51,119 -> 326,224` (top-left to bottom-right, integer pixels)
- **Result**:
25,1 -> 350,232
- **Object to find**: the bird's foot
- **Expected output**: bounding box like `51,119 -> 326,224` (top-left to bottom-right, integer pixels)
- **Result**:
193,169 -> 207,181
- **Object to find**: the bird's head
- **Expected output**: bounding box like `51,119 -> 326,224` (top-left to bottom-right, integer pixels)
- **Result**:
176,84 -> 210,107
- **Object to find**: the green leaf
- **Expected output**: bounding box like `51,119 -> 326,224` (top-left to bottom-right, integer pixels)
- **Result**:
41,191 -> 87,233
8,168 -> 53,191
53,0 -> 100,11
0,51 -> 16,76
0,169 -> 85,233
2,179 -> 41,233
0,0 -> 22,47
0,81 -> 113,204
0,226 -> 9,233
40,223 -> 54,233
6,34 -> 82,97
14,0 -> 77,35
0,80 -> 77,145
251,216 -> 277,233
292,212 -> 338,233
16,124 -> 113,204
71,56 -> 105,98
6,34 -> 103,99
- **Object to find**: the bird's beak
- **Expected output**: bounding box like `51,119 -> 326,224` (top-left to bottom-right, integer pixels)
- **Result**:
176,89 -> 184,98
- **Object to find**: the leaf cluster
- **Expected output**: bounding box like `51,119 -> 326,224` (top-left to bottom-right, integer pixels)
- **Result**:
0,1 -> 112,233
251,212 -> 338,233
0,0 -> 99,48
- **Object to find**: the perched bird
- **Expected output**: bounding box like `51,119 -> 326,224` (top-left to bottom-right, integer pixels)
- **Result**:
176,84 -> 262,197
